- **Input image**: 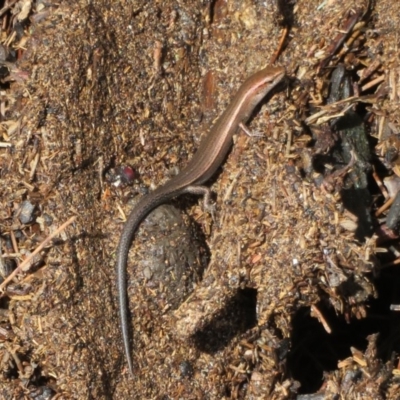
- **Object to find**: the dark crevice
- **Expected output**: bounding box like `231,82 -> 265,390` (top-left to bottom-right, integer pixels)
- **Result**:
193,288 -> 258,353
287,269 -> 400,394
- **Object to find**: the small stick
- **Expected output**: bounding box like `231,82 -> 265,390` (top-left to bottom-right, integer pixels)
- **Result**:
381,257 -> 400,269
372,167 -> 389,200
361,75 -> 385,92
4,342 -> 24,374
0,0 -> 18,18
0,216 -> 76,290
270,26 -> 288,65
375,197 -> 394,217
10,230 -> 18,254
311,304 -> 332,333
318,8 -> 363,72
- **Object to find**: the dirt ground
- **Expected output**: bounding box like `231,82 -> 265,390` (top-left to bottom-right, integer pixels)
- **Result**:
0,0 -> 400,399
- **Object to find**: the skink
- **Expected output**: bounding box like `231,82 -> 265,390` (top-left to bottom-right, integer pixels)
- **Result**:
116,66 -> 285,376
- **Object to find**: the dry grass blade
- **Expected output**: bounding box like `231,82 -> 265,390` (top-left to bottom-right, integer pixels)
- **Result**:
0,216 -> 76,291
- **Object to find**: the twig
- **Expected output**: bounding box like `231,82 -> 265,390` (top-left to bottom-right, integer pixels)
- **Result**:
318,8 -> 363,72
381,257 -> 400,269
372,166 -> 389,200
375,196 -> 394,217
270,26 -> 288,65
0,0 -> 18,18
361,75 -> 385,92
0,216 -> 76,290
311,304 -> 332,333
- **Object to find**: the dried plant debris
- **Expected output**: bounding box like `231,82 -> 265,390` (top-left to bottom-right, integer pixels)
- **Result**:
0,0 -> 399,398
